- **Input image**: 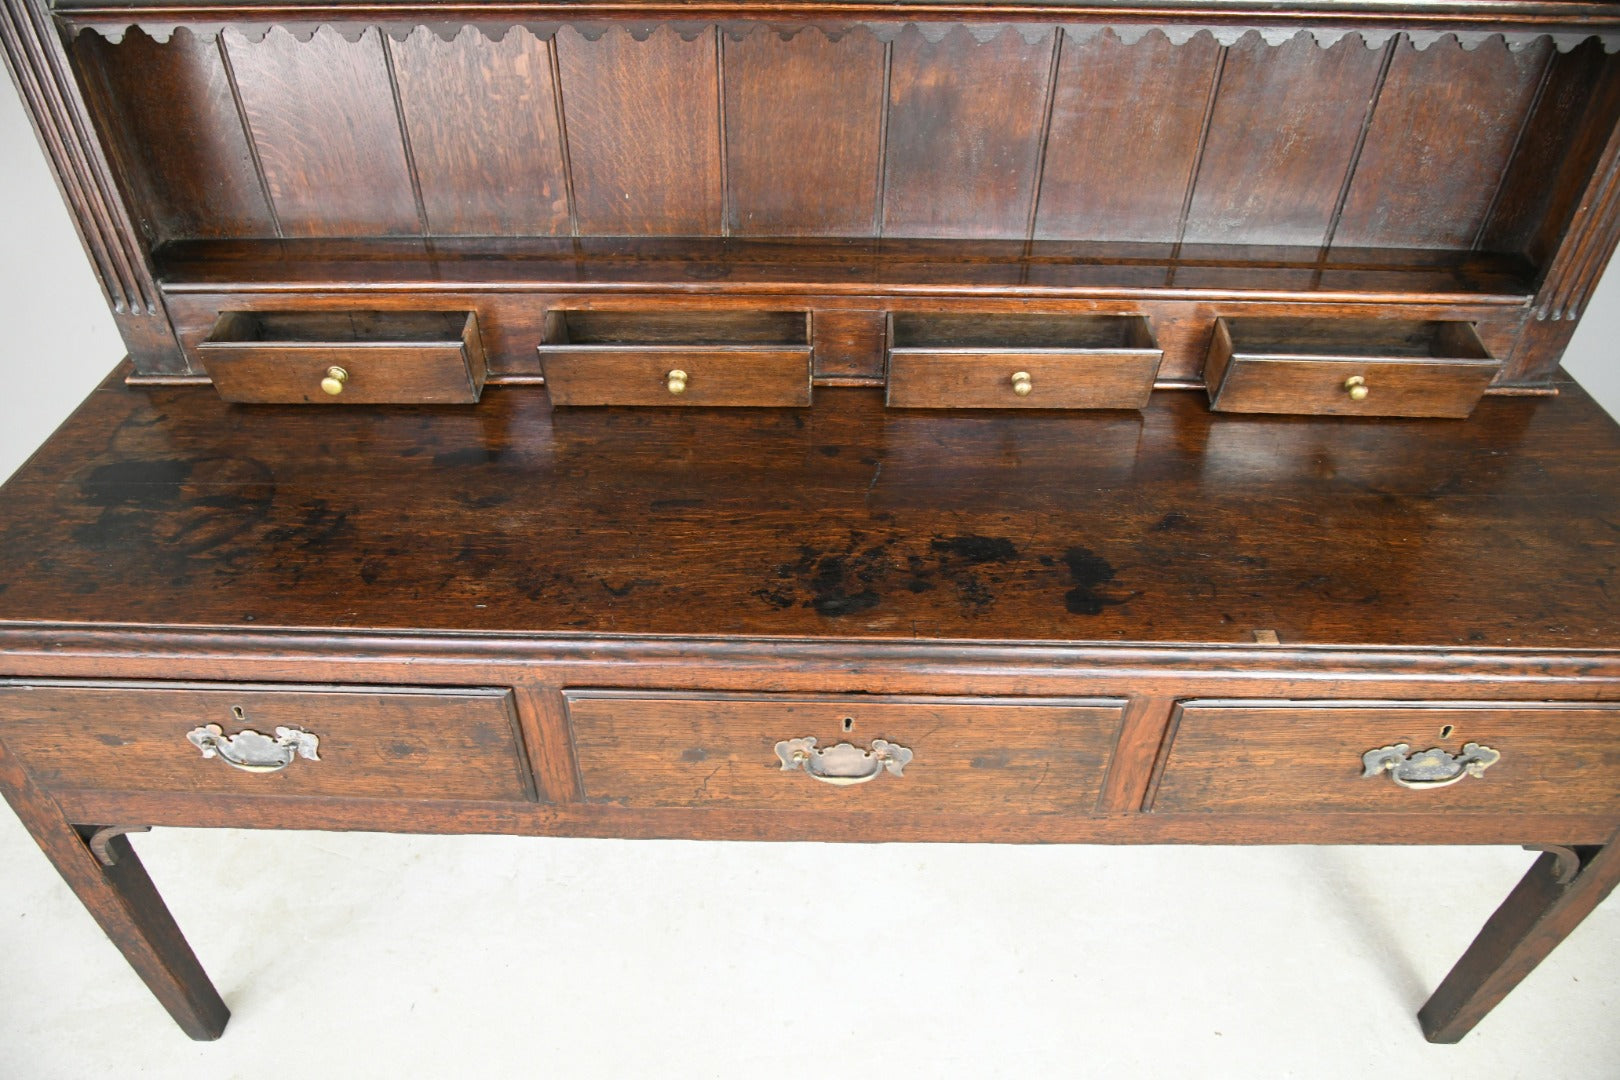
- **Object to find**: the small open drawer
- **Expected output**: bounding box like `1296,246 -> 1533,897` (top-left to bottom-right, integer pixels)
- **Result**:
1204,317 -> 1499,418
886,313 -> 1163,409
198,310 -> 487,405
538,310 -> 812,406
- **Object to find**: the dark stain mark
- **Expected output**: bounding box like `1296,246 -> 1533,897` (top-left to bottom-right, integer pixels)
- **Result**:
432,447 -> 508,468
1153,511 -> 1194,532
931,534 -> 1018,564
391,742 -> 416,758
971,752 -> 1010,769
680,747 -> 709,763
73,456 -> 276,559
95,733 -> 126,747
1038,555 -> 1056,567
818,445 -> 843,457
359,561 -> 385,586
81,459 -> 194,508
399,446 -> 423,458
1064,546 -> 1126,616
753,587 -> 796,609
651,498 -> 704,510
810,555 -> 880,617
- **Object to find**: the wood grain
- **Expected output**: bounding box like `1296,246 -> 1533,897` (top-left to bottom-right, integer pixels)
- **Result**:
223,27 -> 420,236
0,683 -> 535,802
390,27 -> 570,236
1150,702 -> 1620,814
555,25 -> 722,236
882,25 -> 1054,239
1184,33 -> 1384,247
1035,29 -> 1220,243
74,29 -> 275,240
567,691 -> 1127,813
1334,37 -> 1550,250
723,27 -> 885,236
0,368 -> 1615,647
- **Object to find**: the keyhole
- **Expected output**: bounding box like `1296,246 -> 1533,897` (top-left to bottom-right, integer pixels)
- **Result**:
232,705 -> 246,722
842,717 -> 855,733
1439,724 -> 1455,740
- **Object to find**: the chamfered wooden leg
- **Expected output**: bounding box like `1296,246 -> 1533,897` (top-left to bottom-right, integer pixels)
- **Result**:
1419,839 -> 1620,1043
0,738 -> 229,1040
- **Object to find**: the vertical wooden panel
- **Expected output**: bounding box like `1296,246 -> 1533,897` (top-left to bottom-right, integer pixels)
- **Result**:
1481,41 -> 1620,264
75,30 -> 275,241
1334,38 -> 1550,250
391,28 -> 570,236
1184,33 -> 1383,247
724,28 -> 885,236
556,26 -> 722,236
1035,30 -> 1219,243
225,27 -> 420,237
882,26 -> 1054,239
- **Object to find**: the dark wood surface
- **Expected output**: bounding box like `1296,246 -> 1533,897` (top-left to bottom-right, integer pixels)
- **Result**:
0,682 -> 534,802
566,691 -> 1127,812
1149,702 -> 1620,814
0,365 -> 1615,648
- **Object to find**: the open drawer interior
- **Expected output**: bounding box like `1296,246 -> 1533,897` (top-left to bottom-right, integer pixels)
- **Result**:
1205,317 -> 1500,418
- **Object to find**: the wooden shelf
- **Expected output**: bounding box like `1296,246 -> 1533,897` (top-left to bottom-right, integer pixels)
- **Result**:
154,237 -> 1540,304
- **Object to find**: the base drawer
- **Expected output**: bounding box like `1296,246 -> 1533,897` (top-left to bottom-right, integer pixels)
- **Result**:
1204,317 -> 1499,418
566,690 -> 1127,812
199,310 -> 487,404
0,682 -> 534,802
1149,701 -> 1620,814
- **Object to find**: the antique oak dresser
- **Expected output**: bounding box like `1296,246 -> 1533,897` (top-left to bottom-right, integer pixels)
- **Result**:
3,0 -> 1620,1045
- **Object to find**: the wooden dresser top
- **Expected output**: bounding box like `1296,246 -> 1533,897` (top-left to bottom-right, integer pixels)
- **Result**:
0,368 -> 1613,650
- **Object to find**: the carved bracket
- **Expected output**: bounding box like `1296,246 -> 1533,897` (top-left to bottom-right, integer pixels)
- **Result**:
84,824 -> 152,866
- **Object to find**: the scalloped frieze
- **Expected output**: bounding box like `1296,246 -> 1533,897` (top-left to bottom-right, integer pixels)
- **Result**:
71,21 -> 1620,54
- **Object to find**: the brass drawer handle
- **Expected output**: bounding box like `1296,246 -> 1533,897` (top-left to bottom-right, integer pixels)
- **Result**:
1361,742 -> 1500,789
1343,374 -> 1369,401
666,368 -> 688,395
1011,370 -> 1033,397
774,736 -> 912,786
187,723 -> 322,774
320,366 -> 349,396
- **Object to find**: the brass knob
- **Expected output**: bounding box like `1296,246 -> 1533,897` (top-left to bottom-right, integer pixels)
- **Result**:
1011,371 -> 1033,397
666,369 -> 689,395
1344,375 -> 1369,402
320,366 -> 349,396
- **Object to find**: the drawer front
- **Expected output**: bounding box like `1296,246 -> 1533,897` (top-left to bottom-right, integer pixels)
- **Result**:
0,683 -> 534,802
539,347 -> 812,406
567,691 -> 1127,812
1209,356 -> 1498,418
1205,317 -> 1498,418
199,311 -> 487,405
886,350 -> 1161,409
1150,701 -> 1620,814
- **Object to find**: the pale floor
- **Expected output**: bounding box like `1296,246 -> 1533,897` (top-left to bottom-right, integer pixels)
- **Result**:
4,68 -> 1620,1080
